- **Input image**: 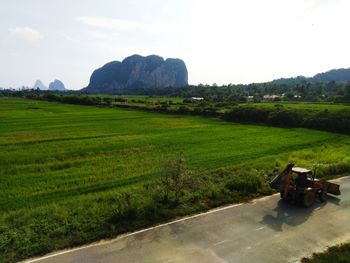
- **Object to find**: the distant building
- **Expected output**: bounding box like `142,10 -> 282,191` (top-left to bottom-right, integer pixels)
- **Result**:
263,94 -> 282,102
191,97 -> 204,101
247,96 -> 254,102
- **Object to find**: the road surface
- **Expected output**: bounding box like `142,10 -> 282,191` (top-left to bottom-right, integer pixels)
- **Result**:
26,176 -> 350,263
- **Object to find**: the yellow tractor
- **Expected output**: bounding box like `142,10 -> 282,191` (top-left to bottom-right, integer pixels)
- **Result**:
270,163 -> 341,207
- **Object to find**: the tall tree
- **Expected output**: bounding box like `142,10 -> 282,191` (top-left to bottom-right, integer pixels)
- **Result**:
345,82 -> 350,101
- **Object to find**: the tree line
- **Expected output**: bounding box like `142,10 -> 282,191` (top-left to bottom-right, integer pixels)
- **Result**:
2,80 -> 350,103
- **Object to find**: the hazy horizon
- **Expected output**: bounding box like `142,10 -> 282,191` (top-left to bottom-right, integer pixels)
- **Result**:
1,0 -> 350,90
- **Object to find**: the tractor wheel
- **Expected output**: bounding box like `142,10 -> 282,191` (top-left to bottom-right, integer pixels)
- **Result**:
280,191 -> 284,199
280,191 -> 292,201
302,191 -> 315,207
318,190 -> 327,202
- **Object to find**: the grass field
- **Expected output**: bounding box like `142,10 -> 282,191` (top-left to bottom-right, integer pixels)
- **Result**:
1,97 -> 350,261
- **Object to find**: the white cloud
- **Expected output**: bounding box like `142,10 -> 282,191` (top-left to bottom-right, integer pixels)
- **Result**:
8,27 -> 42,41
76,16 -> 154,31
75,16 -> 173,33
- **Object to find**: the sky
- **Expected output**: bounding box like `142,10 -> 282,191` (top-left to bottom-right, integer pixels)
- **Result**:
1,0 -> 350,90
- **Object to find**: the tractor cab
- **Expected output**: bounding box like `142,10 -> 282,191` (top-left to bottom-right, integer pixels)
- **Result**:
292,167 -> 313,189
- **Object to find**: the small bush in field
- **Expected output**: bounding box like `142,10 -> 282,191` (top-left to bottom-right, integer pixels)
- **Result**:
154,155 -> 193,205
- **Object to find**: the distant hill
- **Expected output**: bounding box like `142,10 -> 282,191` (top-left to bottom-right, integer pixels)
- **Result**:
272,68 -> 350,84
32,80 -> 47,90
48,79 -> 66,91
83,54 -> 188,93
31,79 -> 66,91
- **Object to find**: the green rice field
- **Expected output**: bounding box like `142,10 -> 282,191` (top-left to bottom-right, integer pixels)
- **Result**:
1,97 -> 350,261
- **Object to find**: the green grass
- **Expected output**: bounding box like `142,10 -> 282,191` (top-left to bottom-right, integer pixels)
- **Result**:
1,97 -> 350,261
302,243 -> 350,263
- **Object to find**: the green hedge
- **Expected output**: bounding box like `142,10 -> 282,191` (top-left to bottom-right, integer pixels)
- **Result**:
223,107 -> 350,134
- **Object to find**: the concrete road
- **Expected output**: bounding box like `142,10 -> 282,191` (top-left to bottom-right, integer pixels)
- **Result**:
27,176 -> 350,263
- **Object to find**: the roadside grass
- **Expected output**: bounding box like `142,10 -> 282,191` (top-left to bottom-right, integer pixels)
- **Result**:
302,243 -> 350,263
1,97 -> 350,262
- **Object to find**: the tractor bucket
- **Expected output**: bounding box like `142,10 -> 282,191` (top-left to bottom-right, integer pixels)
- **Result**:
326,182 -> 341,196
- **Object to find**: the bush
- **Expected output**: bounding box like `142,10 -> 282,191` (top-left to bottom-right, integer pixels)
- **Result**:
115,97 -> 127,103
266,109 -> 305,127
225,171 -> 263,193
177,105 -> 190,113
223,106 -> 350,134
223,107 -> 270,123
302,243 -> 350,263
153,155 -> 193,205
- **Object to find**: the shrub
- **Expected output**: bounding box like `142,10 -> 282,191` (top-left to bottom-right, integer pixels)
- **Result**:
225,171 -> 263,193
178,105 -> 190,113
154,155 -> 193,205
223,106 -> 350,134
302,243 -> 350,263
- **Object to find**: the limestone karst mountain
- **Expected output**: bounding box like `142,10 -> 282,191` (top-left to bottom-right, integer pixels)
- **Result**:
83,54 -> 188,93
48,79 -> 66,91
32,80 -> 47,90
